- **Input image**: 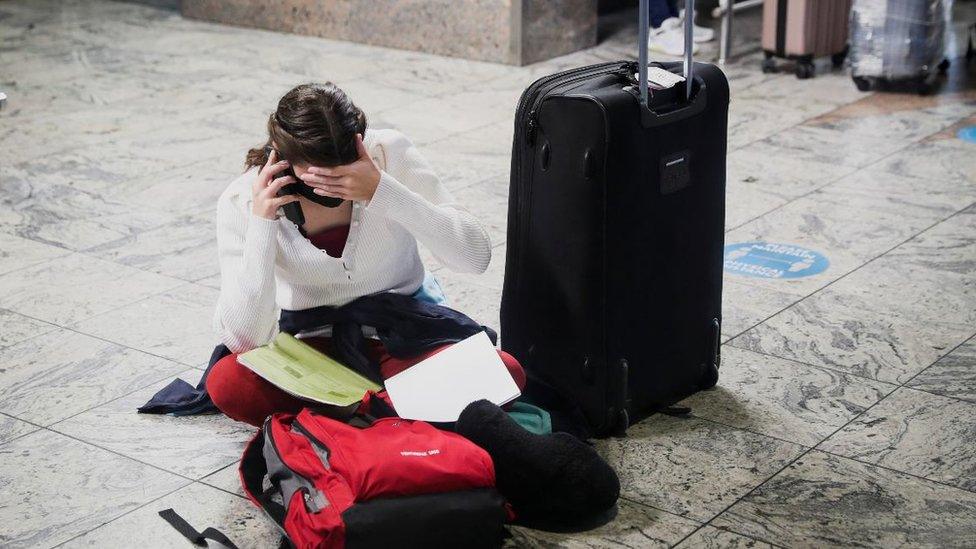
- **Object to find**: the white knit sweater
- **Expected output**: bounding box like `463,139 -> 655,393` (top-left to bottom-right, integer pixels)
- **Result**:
213,128 -> 492,353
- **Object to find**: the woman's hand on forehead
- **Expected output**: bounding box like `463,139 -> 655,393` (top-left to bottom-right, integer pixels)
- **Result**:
298,134 -> 381,202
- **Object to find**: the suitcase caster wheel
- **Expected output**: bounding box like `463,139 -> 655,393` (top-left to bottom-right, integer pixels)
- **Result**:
795,62 -> 815,79
699,364 -> 719,390
938,58 -> 950,74
612,409 -> 629,437
831,47 -> 848,69
916,75 -> 933,96
853,76 -> 873,92
761,58 -> 777,74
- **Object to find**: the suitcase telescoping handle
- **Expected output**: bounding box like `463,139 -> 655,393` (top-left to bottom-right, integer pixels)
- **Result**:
637,0 -> 695,103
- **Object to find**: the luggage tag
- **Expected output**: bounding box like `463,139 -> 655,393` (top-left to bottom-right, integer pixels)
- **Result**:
632,67 -> 686,90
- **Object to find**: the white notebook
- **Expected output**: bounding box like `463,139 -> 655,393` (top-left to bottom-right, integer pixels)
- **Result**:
384,331 -> 521,422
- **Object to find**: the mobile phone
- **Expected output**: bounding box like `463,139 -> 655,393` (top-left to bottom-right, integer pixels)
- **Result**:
264,146 -> 344,210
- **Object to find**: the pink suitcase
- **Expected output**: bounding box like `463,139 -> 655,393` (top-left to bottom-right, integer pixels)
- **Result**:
761,0 -> 853,79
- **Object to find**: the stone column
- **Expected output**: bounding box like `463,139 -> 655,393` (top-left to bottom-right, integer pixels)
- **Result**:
181,0 -> 597,65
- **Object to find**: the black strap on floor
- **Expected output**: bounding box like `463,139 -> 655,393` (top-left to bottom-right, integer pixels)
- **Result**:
158,508 -> 239,548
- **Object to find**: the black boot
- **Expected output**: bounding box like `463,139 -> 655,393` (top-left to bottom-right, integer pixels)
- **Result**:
456,400 -> 619,529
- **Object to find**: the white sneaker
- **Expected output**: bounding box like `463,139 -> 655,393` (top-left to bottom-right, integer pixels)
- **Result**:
649,17 -> 700,57
679,9 -> 715,43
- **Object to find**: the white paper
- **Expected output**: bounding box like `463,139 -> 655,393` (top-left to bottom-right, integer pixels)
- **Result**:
384,331 -> 521,422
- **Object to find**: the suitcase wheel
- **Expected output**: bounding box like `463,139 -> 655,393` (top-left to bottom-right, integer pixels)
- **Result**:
761,57 -> 777,74
795,61 -> 815,80
611,408 -> 629,438
699,363 -> 719,390
916,75 -> 934,96
938,58 -> 950,75
831,47 -> 849,69
853,76 -> 873,92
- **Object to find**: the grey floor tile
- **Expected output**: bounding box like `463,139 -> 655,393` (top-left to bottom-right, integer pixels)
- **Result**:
726,140 -> 857,198
681,347 -> 895,447
735,72 -> 865,114
674,525 -> 775,548
816,206 -> 976,326
730,294 -> 973,385
727,97 -> 811,151
374,94 -> 509,146
60,482 -> 279,548
368,52 -> 517,98
908,338 -> 976,403
0,429 -> 187,549
725,146 -> 855,230
52,370 -> 252,479
0,232 -> 71,276
711,450 -> 976,548
820,256 -> 976,327
0,105 -> 185,166
0,252 -> 185,326
0,413 -> 38,446
419,133 -> 512,192
596,415 -> 805,522
0,309 -> 57,350
334,76 -> 431,119
0,70 -> 169,121
69,282 -> 219,367
508,499 -> 701,549
871,140 -> 976,185
193,273 -> 222,290
4,147 -> 178,199
722,194 -> 927,297
818,387 -> 976,491
806,106 -> 962,144
93,158 -> 233,217
0,164 -> 175,251
0,328 -> 186,425
199,462 -> 244,497
756,125 -> 912,169
449,175 -> 510,245
881,204 -> 976,277
83,214 -> 220,282
199,39 -> 385,85
816,168 -> 976,222
721,280 -> 798,340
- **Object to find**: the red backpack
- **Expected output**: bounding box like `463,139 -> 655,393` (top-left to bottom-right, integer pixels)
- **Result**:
239,408 -> 510,548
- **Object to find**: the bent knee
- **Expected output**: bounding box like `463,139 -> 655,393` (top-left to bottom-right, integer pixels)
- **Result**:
206,354 -> 248,419
497,350 -> 526,392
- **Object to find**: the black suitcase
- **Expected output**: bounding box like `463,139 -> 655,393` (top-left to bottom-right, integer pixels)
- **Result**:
500,0 -> 729,437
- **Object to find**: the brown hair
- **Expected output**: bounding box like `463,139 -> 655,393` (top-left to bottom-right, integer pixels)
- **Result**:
244,82 -> 367,171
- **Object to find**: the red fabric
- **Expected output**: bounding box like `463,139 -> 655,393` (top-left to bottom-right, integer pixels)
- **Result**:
241,409 -> 496,548
306,224 -> 351,257
208,336 -> 526,427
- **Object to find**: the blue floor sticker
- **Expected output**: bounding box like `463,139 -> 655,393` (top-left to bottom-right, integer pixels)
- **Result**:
724,242 -> 829,279
958,126 -> 976,144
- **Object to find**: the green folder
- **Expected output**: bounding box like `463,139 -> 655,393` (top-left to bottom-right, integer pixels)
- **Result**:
237,333 -> 382,406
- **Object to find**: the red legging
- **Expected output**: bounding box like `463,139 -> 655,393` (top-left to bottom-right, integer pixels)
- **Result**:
207,336 -> 527,427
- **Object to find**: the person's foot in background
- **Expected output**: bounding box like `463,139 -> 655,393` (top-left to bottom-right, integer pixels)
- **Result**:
649,17 -> 701,56
679,8 -> 715,42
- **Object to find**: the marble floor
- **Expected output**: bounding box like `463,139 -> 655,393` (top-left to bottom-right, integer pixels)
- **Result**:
1,0 -> 975,547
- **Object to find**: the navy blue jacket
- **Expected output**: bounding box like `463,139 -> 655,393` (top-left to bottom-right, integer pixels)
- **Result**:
138,292 -> 497,416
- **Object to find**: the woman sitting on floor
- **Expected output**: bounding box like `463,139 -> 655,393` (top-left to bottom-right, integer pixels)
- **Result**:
205,82 -> 525,427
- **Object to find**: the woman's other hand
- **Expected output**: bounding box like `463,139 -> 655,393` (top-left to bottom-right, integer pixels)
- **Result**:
252,149 -> 300,219
298,134 -> 381,202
